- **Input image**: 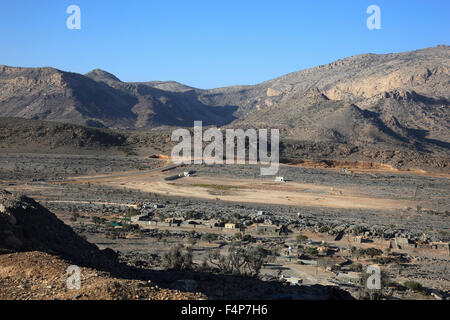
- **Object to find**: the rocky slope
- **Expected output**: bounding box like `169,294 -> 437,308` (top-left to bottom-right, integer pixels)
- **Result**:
1,46 -> 448,132
0,117 -> 127,150
0,46 -> 448,168
0,65 -> 236,129
216,45 -> 449,118
0,190 -> 206,300
0,189 -> 118,269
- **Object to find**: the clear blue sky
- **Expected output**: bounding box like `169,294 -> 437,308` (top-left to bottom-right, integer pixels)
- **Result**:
1,0 -> 449,89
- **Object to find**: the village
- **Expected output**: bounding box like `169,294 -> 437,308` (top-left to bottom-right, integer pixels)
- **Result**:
2,153 -> 449,300
57,171 -> 449,300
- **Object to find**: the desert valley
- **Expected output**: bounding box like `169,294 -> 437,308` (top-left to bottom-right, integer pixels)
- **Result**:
0,45 -> 449,301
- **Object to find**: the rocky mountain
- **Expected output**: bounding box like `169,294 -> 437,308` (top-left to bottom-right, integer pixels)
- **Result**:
0,117 -> 127,149
220,45 -> 449,164
224,46 -> 449,147
218,45 -> 449,117
0,66 -> 236,129
0,46 -> 448,164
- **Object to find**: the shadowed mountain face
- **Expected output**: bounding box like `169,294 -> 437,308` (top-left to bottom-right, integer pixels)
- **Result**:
215,45 -> 449,158
0,46 -> 448,156
0,66 -> 138,128
0,66 -> 237,129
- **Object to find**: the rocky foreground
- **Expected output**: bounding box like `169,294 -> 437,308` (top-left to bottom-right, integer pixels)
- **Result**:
0,190 -> 203,300
0,189 -> 353,300
0,251 -> 203,300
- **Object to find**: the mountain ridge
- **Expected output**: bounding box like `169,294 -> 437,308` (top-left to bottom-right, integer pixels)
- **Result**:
0,45 -> 448,164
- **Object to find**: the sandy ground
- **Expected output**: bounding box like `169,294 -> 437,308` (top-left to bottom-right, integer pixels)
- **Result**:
63,168 -> 419,211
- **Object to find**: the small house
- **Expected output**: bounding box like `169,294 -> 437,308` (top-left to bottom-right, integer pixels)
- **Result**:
132,214 -> 148,222
256,224 -> 278,234
165,217 -> 183,226
392,237 -> 416,249
318,246 -> 328,256
353,235 -> 363,243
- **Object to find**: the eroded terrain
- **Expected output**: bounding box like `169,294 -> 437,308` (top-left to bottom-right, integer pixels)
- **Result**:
0,153 -> 448,299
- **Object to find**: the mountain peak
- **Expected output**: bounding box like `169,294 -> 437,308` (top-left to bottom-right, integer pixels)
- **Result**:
85,69 -> 121,82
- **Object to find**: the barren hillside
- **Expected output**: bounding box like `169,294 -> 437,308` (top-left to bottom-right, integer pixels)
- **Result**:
0,46 -> 448,169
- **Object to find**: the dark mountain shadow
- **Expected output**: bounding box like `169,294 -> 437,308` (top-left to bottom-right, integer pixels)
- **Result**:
105,81 -> 239,128
384,115 -> 450,150
62,72 -> 139,122
146,92 -> 238,127
411,92 -> 449,105
358,108 -> 411,145
357,109 -> 448,153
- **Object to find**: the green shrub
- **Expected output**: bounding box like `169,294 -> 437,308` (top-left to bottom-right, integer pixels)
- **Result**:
353,226 -> 366,235
352,247 -> 383,259
122,147 -> 138,157
202,233 -> 218,243
125,207 -> 139,217
162,245 -> 193,271
304,247 -> 318,256
349,263 -> 363,272
404,281 -> 423,292
184,210 -> 197,219
122,223 -> 140,232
